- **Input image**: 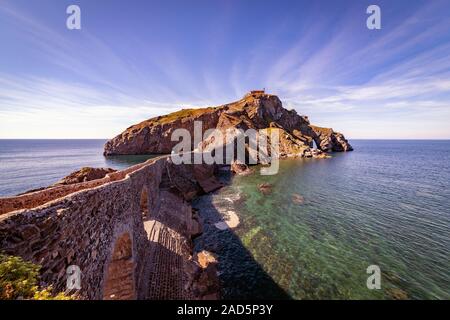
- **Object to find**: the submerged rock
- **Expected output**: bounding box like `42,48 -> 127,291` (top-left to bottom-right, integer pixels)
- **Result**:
214,210 -> 240,230
292,193 -> 305,205
387,288 -> 409,300
311,148 -> 331,159
258,183 -> 273,195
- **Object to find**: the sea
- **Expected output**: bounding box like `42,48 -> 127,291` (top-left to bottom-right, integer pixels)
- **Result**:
0,139 -> 156,196
1,139 -> 449,299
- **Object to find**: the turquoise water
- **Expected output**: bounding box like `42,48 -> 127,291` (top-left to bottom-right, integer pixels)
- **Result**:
0,140 -> 156,196
194,140 -> 450,299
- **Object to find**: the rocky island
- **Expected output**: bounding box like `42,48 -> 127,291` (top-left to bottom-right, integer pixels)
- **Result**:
104,91 -> 352,158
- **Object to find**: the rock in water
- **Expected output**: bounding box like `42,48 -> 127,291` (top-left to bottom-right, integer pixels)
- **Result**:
214,210 -> 240,230
292,193 -> 305,205
195,250 -> 218,269
231,160 -> 254,175
258,183 -> 273,195
387,288 -> 409,300
186,251 -> 220,299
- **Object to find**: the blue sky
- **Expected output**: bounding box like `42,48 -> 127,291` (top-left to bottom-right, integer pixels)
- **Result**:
1,0 -> 450,139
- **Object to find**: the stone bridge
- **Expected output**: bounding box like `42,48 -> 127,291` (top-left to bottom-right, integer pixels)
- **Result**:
0,155 -> 221,299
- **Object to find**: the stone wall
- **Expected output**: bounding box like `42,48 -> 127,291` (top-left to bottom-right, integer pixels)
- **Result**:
0,160 -> 154,215
0,156 -> 221,300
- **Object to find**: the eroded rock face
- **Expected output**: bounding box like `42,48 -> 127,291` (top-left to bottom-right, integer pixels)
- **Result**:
292,193 -> 305,205
104,92 -> 353,157
310,126 -> 353,152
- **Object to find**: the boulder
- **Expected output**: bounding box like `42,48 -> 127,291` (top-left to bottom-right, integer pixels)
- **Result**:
292,193 -> 305,205
311,148 -> 331,159
230,161 -> 253,175
186,251 -> 220,300
258,183 -> 273,195
195,250 -> 218,269
387,288 -> 409,300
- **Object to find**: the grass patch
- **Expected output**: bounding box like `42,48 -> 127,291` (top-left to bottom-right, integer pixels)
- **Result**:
0,253 -> 74,300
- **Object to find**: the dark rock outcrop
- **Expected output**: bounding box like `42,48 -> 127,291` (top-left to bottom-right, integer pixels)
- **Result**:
54,167 -> 116,185
104,92 -> 353,158
18,167 -> 117,196
187,250 -> 220,299
258,183 -> 273,195
292,193 -> 305,205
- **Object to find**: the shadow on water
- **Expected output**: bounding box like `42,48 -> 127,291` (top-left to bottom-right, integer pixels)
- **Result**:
192,171 -> 291,300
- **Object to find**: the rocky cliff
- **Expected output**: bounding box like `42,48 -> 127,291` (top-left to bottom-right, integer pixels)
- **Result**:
104,92 -> 352,158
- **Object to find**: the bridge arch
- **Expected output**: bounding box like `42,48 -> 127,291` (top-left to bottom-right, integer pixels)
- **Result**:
103,232 -> 135,300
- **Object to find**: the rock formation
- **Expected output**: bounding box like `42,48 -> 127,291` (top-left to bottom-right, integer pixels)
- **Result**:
18,167 -> 117,196
292,193 -> 305,205
230,160 -> 253,175
54,167 -> 116,185
104,92 -> 353,158
310,125 -> 353,152
258,183 -> 273,195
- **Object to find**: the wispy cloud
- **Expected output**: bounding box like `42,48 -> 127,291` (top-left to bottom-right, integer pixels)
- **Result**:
0,74 -> 183,138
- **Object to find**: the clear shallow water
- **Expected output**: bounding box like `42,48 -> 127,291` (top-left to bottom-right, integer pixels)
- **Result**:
0,140 -> 157,196
194,140 -> 450,299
